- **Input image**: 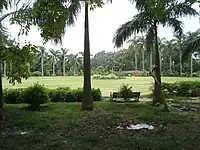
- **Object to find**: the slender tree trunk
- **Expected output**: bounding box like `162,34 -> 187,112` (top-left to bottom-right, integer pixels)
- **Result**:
52,56 -> 55,76
73,63 -> 76,75
9,61 -> 12,74
0,58 -> 4,122
150,51 -> 153,71
142,49 -> 145,72
3,61 -> 6,77
41,54 -> 44,76
82,2 -> 93,110
180,50 -> 182,76
63,57 -> 65,76
153,23 -> 164,105
135,50 -> 137,70
169,55 -> 172,74
160,51 -> 162,74
27,63 -> 30,73
191,53 -> 193,77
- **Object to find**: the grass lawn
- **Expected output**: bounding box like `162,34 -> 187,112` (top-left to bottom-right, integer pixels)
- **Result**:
1,100 -> 200,150
2,76 -> 200,96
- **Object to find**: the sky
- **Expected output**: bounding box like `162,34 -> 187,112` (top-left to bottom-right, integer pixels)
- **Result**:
3,0 -> 200,55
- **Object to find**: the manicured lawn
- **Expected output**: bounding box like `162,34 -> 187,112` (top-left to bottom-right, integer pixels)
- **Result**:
1,100 -> 200,150
2,76 -> 200,96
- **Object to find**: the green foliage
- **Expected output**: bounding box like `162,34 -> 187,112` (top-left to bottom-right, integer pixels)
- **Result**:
31,71 -> 42,76
1,42 -> 37,84
92,73 -> 125,80
119,84 -> 133,101
50,87 -> 72,102
23,83 -> 49,110
150,81 -> 200,97
4,88 -> 25,104
50,87 -> 102,102
4,86 -> 102,104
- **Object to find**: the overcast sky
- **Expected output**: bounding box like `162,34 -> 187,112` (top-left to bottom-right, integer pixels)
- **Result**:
3,0 -> 200,55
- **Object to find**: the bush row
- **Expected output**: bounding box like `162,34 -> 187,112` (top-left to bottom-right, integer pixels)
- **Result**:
4,84 -> 102,105
92,73 -> 126,80
150,81 -> 200,97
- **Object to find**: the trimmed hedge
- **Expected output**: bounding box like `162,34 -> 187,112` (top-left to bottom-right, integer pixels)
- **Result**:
4,86 -> 102,104
150,81 -> 200,97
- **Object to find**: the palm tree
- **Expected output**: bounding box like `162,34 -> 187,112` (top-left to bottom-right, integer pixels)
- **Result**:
37,46 -> 46,76
174,34 -> 186,76
49,49 -> 60,76
68,53 -> 82,75
113,0 -> 197,109
58,48 -> 69,76
136,36 -> 146,72
82,1 -> 93,110
165,40 -> 174,74
127,36 -> 140,70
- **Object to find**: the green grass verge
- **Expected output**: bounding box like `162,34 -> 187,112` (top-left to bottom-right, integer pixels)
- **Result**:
1,101 -> 200,150
2,76 -> 200,96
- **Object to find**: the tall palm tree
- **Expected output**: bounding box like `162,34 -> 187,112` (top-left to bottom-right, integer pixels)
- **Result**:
37,46 -> 46,76
165,40 -> 175,74
49,48 -> 60,76
68,53 -> 82,75
136,36 -> 146,72
113,0 -> 197,109
58,48 -> 69,76
127,36 -> 139,70
174,34 -> 186,76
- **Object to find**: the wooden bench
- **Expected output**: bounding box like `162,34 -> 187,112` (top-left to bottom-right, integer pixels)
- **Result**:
110,92 -> 140,102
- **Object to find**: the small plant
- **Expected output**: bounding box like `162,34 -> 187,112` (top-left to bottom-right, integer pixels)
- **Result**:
119,84 -> 133,101
23,83 -> 49,110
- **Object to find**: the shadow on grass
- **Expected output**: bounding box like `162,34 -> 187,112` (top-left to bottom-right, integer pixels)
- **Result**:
19,104 -> 51,112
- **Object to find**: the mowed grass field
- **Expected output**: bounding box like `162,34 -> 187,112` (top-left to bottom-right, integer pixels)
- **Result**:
2,76 -> 200,96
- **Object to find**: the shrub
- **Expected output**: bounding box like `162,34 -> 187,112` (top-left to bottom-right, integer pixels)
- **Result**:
4,88 -> 25,104
119,84 -> 133,101
150,81 -> 200,97
23,83 -> 49,110
3,86 -> 102,104
92,73 -> 126,80
31,71 -> 42,76
49,87 -> 102,102
50,87 -> 74,102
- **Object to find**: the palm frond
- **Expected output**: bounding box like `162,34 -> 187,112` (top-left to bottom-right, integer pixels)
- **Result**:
182,35 -> 200,59
165,18 -> 183,36
113,12 -> 152,48
169,1 -> 199,18
66,0 -> 81,25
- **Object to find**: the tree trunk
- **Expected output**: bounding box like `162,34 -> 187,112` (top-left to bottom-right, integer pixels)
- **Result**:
82,2 -> 93,110
0,59 -> 4,122
142,49 -> 145,72
3,61 -> 6,77
160,51 -> 162,74
191,53 -> 193,77
27,63 -> 30,73
73,63 -> 76,76
63,57 -> 65,76
41,54 -> 44,76
180,50 -> 182,76
153,23 -> 164,105
52,56 -> 55,76
169,55 -> 172,74
9,61 -> 12,73
150,51 -> 153,71
135,50 -> 137,70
